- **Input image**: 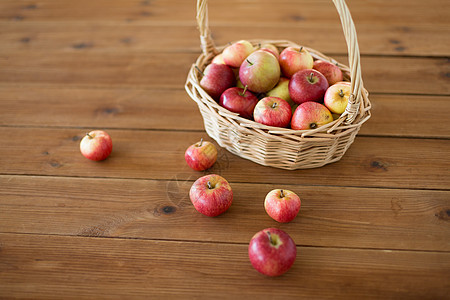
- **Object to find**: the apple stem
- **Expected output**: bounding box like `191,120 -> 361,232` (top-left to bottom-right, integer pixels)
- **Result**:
339,89 -> 344,97
207,181 -> 213,189
280,189 -> 285,198
271,102 -> 278,109
246,59 -> 254,66
299,46 -> 303,52
198,138 -> 203,147
239,85 -> 248,97
309,72 -> 314,82
195,65 -> 205,77
310,123 -> 318,129
86,133 -> 93,139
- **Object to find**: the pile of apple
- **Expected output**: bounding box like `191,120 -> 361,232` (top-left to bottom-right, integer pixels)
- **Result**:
185,139 -> 300,277
198,40 -> 351,130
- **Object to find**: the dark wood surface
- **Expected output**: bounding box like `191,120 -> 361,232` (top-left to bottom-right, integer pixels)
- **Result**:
1,0 -> 449,299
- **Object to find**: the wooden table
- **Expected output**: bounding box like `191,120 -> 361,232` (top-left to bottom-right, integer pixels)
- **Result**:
1,0 -> 449,298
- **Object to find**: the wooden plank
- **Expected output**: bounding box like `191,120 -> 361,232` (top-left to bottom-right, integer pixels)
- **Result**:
0,86 -> 449,138
1,22 -> 448,56
0,128 -> 449,190
0,233 -> 449,299
0,53 -> 449,95
1,175 -> 449,251
0,0 -> 447,26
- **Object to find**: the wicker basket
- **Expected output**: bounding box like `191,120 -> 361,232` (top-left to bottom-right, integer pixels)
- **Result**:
185,0 -> 371,170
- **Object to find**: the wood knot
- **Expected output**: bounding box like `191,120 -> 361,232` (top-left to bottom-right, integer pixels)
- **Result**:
95,107 -> 120,116
435,209 -> 450,221
72,42 -> 93,49
368,160 -> 389,172
290,15 -> 305,21
162,206 -> 176,214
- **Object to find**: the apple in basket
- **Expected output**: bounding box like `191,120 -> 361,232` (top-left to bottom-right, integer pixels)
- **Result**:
80,130 -> 113,161
313,60 -> 344,86
291,101 -> 333,130
253,96 -> 292,128
324,81 -> 351,115
239,50 -> 281,93
248,228 -> 297,277
264,189 -> 301,223
189,174 -> 233,217
222,40 -> 255,68
279,46 -> 314,78
185,138 -> 218,171
259,43 -> 280,60
219,86 -> 259,119
289,69 -> 329,104
266,77 -> 296,109
198,63 -> 236,100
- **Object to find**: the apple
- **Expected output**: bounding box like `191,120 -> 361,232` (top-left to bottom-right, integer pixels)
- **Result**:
253,97 -> 292,128
266,77 -> 296,108
79,130 -> 113,161
291,101 -> 333,130
259,43 -> 279,60
313,60 -> 344,86
248,228 -> 297,276
239,50 -> 281,93
212,53 -> 226,65
288,69 -> 329,104
189,174 -> 233,217
222,40 -> 255,68
279,46 -> 314,78
324,81 -> 351,114
185,138 -> 218,171
219,86 -> 259,119
264,189 -> 301,223
199,63 -> 236,100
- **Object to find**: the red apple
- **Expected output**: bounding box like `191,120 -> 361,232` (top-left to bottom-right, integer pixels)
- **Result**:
291,101 -> 333,130
199,63 -> 236,100
253,97 -> 292,128
279,46 -> 314,78
313,60 -> 344,86
189,174 -> 233,217
79,130 -> 113,161
324,81 -> 351,114
184,138 -> 218,171
288,69 -> 329,104
219,86 -> 259,119
259,43 -> 279,60
222,40 -> 255,68
264,189 -> 301,223
248,228 -> 297,276
239,50 -> 281,93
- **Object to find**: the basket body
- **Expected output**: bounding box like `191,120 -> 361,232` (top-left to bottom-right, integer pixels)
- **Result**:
185,1 -> 371,170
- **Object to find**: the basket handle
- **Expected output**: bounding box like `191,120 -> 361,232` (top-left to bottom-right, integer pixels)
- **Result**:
196,0 -> 363,124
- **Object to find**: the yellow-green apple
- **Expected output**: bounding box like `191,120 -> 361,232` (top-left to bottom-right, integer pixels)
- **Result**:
264,189 -> 301,223
279,46 -> 313,78
184,138 -> 218,171
253,96 -> 292,128
239,50 -> 281,93
248,228 -> 297,276
189,174 -> 233,217
259,43 -> 279,60
291,101 -> 333,130
212,53 -> 225,65
266,77 -> 296,109
313,60 -> 344,85
199,63 -> 236,100
219,86 -> 259,119
222,40 -> 255,68
324,81 -> 351,114
79,130 -> 112,161
288,69 -> 329,104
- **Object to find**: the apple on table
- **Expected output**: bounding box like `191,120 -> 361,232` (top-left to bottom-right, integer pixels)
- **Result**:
185,138 -> 218,171
189,174 -> 233,217
264,189 -> 301,223
79,130 -> 113,161
248,228 -> 297,276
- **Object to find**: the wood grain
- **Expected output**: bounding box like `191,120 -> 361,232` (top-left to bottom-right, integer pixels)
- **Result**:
1,86 -> 449,138
0,128 -> 449,190
1,175 -> 449,251
0,53 -> 449,95
0,233 -> 449,299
